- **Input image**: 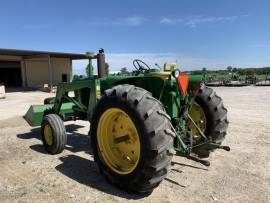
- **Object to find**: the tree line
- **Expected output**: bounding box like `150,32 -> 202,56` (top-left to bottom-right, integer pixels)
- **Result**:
191,66 -> 270,75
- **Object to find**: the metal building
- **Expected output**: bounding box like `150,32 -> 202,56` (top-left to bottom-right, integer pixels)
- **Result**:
0,48 -> 87,88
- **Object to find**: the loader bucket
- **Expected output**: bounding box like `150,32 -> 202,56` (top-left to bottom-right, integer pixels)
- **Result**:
24,103 -> 75,127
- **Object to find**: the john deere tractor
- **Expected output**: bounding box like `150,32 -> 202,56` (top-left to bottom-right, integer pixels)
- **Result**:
25,49 -> 229,193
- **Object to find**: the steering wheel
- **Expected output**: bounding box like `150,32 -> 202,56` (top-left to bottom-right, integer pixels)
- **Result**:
133,59 -> 151,71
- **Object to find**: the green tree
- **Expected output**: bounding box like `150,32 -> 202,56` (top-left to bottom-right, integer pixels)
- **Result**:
202,67 -> 207,73
202,67 -> 207,80
120,67 -> 129,75
232,67 -> 238,73
86,63 -> 94,77
227,66 -> 233,72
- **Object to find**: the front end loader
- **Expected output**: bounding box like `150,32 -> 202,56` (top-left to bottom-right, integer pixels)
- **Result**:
24,49 -> 229,193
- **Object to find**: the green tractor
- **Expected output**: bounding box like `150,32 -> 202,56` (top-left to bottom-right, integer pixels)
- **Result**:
25,49 -> 229,193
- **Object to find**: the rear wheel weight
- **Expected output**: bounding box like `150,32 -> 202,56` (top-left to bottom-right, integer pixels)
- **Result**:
41,114 -> 67,154
90,84 -> 174,193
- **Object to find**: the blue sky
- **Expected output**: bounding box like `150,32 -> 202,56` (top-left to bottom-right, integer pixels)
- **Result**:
0,0 -> 270,74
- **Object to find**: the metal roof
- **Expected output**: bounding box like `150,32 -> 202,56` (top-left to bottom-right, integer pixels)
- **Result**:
0,48 -> 88,60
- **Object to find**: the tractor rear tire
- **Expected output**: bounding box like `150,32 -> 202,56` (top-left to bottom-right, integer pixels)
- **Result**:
195,85 -> 229,144
41,114 -> 67,154
90,84 -> 175,193
192,85 -> 228,157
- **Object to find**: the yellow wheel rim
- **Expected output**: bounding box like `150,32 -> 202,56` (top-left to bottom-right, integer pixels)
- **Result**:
44,124 -> 53,146
186,102 -> 207,139
97,108 -> 140,175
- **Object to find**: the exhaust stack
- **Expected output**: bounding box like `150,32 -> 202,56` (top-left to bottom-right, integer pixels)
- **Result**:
97,49 -> 106,78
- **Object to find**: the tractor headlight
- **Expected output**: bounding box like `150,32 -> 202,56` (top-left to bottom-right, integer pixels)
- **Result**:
172,69 -> 180,78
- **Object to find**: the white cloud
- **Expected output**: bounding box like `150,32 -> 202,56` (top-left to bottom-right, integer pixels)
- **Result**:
186,16 -> 238,28
88,16 -> 146,27
160,15 -> 244,28
83,15 -> 247,28
113,16 -> 146,26
160,17 -> 183,25
72,53 -> 270,76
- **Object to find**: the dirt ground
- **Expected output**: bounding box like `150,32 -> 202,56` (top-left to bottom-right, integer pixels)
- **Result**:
0,86 -> 269,203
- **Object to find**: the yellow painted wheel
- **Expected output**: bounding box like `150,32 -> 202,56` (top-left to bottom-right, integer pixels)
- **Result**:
91,84 -> 174,193
44,124 -> 53,146
41,114 -> 67,154
186,102 -> 207,139
97,108 -> 140,175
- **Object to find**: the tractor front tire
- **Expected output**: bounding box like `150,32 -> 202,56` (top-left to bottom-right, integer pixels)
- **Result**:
41,114 -> 67,154
90,85 -> 175,193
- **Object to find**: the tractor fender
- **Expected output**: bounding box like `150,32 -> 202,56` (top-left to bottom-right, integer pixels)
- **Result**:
112,76 -> 166,99
188,74 -> 204,90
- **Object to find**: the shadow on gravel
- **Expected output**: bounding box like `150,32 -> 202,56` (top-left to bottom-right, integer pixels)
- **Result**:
56,154 -> 148,200
161,161 -> 208,188
17,127 -> 40,140
5,87 -> 38,93
171,161 -> 208,171
29,144 -> 47,154
17,124 -> 92,155
165,178 -> 186,188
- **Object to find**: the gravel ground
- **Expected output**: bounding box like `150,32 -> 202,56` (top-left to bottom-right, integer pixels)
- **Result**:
0,86 -> 269,203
